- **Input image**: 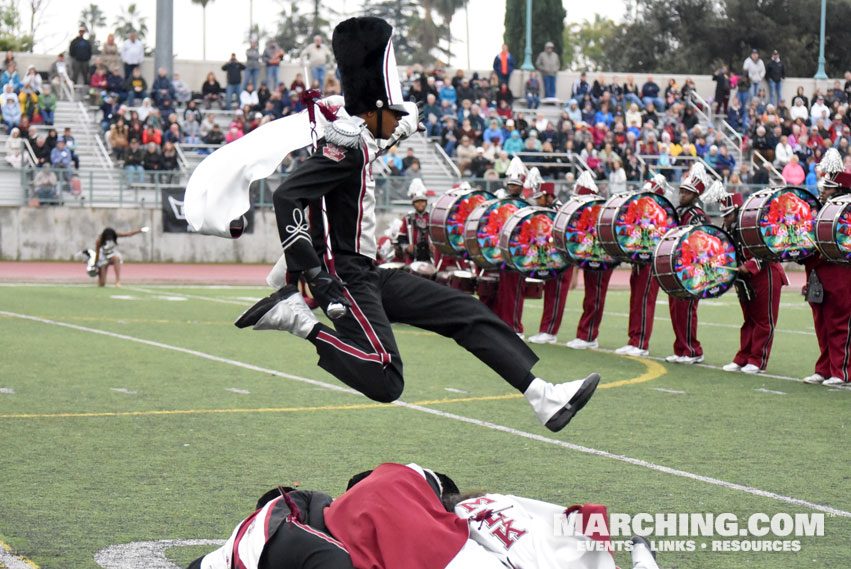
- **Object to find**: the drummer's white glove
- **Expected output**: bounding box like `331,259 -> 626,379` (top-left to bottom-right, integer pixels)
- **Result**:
140,226 -> 150,233
393,102 -> 421,140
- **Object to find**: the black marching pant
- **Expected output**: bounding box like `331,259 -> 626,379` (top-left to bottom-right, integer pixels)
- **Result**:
307,254 -> 539,402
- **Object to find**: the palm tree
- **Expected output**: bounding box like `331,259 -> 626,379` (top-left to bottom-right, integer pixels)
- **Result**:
190,0 -> 215,60
113,3 -> 149,43
79,3 -> 107,48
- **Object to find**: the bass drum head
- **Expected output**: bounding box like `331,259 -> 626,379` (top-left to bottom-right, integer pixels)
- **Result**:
606,192 -> 678,263
553,196 -> 619,271
428,189 -> 495,256
653,225 -> 738,299
815,194 -> 851,262
740,186 -> 820,261
499,206 -> 569,278
464,198 -> 528,269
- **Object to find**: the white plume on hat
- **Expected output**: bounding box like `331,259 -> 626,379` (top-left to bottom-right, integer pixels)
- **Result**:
817,147 -> 843,176
702,179 -> 728,205
523,167 -> 543,192
407,178 -> 428,201
572,170 -> 599,195
680,162 -> 712,195
505,156 -> 528,185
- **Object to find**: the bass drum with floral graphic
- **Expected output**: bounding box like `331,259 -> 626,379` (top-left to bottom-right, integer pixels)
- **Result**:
653,225 -> 738,299
738,186 -> 820,262
464,198 -> 530,269
597,191 -> 679,263
498,206 -> 569,278
552,195 -> 619,271
814,193 -> 851,263
428,188 -> 495,257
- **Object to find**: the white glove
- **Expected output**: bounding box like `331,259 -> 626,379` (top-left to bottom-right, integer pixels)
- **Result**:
140,226 -> 150,233
393,101 -> 420,139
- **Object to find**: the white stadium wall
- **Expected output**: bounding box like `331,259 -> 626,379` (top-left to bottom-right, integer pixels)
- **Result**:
0,206 -> 399,263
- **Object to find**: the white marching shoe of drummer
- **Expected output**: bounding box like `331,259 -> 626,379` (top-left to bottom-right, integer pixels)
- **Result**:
616,344 -> 649,357
524,374 -> 600,432
567,338 -> 598,349
529,332 -> 558,344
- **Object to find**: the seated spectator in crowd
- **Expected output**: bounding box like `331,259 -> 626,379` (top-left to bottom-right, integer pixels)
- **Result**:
50,138 -> 73,176
33,164 -> 58,205
124,67 -> 147,106
0,83 -> 14,106
239,83 -> 259,111
142,141 -> 163,180
21,65 -> 42,94
470,146 -> 492,178
782,154 -> 805,185
45,128 -> 58,151
109,118 -> 129,160
32,135 -> 51,167
1,95 -> 20,131
89,65 -> 108,104
106,65 -> 126,101
810,95 -> 829,124
171,72 -> 191,106
18,84 -> 38,121
62,127 -> 80,169
163,122 -> 182,145
496,83 -> 513,108
1,62 -> 21,92
137,97 -> 154,122
727,96 -> 744,132
716,145 -> 736,176
383,145 -> 403,174
5,126 -> 22,168
641,75 -> 664,111
481,118 -> 504,147
493,150 -> 510,176
456,135 -> 476,174
151,67 -> 175,109
503,129 -> 523,156
203,122 -> 225,146
142,123 -> 162,146
525,71 -> 540,110
183,113 -> 201,145
225,125 -> 243,143
774,134 -> 793,167
404,158 -> 421,178
202,72 -> 223,110
124,140 -> 145,183
525,129 -> 543,151
161,141 -> 179,181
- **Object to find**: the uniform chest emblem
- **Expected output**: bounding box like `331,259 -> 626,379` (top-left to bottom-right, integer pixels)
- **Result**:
323,144 -> 346,162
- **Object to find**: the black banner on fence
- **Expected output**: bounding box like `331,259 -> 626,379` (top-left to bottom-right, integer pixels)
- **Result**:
161,188 -> 254,234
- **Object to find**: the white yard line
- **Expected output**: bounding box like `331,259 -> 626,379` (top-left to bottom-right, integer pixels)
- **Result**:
2,309 -> 849,519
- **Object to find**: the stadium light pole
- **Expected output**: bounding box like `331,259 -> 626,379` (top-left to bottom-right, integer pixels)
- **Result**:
814,0 -> 828,79
520,0 -> 534,71
155,0 -> 174,78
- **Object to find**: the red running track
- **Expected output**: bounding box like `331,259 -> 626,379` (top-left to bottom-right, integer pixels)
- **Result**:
0,261 -> 806,290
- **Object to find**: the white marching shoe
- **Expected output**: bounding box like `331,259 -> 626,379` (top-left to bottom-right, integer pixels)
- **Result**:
616,344 -> 649,357
741,363 -> 762,374
802,373 -> 826,384
678,355 -> 704,365
630,535 -> 660,569
722,362 -> 741,372
665,354 -> 683,363
234,284 -> 319,338
566,338 -> 598,350
524,374 -> 600,432
516,332 -> 526,341
823,377 -> 847,386
529,332 -> 558,344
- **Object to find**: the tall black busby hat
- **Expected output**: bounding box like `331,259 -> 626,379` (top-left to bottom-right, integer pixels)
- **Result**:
332,17 -> 408,117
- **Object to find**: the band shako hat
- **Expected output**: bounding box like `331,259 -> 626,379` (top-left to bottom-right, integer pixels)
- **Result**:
505,156 -> 528,187
332,17 -> 409,117
680,162 -> 712,196
573,170 -> 599,195
531,181 -> 556,199
719,192 -> 744,216
408,178 -> 429,203
642,173 -> 671,197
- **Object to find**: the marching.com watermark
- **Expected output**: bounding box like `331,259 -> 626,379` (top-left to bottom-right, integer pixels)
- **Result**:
555,512 -> 826,552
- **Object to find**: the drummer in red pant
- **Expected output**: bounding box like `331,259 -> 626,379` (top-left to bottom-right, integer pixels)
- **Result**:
665,163 -> 713,364
803,148 -> 851,386
615,174 -> 672,357
528,181 -> 575,344
719,191 -> 789,374
565,171 -> 615,350
493,157 -> 529,338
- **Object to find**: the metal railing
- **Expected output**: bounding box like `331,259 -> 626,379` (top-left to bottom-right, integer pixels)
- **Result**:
687,90 -> 744,167
430,137 -> 461,178
751,150 -> 786,185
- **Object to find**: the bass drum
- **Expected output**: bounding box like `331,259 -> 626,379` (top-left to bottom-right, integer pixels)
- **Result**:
552,195 -> 619,271
464,198 -> 529,269
653,225 -> 738,300
499,206 -> 569,279
429,189 -> 496,257
523,278 -> 545,299
449,270 -> 477,294
476,272 -> 499,299
814,193 -> 851,263
597,191 -> 679,263
738,186 -> 820,262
